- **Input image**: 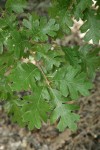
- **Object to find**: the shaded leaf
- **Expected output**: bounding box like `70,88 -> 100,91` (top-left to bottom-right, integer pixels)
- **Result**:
53,65 -> 93,100
80,10 -> 100,44
6,0 -> 27,13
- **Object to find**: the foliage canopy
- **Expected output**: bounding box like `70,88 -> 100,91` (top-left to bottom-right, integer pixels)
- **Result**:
0,0 -> 100,131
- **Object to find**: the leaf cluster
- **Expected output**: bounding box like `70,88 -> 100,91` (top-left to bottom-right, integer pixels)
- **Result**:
0,0 -> 100,131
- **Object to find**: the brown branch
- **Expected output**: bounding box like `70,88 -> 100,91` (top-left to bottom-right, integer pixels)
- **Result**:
36,63 -> 51,86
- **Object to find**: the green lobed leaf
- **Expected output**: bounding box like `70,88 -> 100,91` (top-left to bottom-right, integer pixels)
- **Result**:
49,1 -> 73,34
5,0 -> 28,13
52,105 -> 80,131
79,45 -> 100,79
22,89 -> 50,130
61,46 -> 80,66
7,87 -> 50,130
0,14 -> 17,48
23,15 -> 59,41
53,65 -> 93,100
74,0 -> 93,20
9,62 -> 41,91
0,14 -> 16,29
50,89 -> 80,131
8,101 -> 25,126
6,29 -> 30,59
80,10 -> 100,44
34,44 -> 63,71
